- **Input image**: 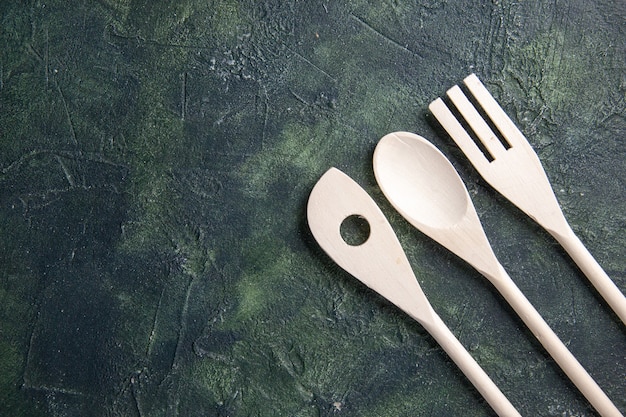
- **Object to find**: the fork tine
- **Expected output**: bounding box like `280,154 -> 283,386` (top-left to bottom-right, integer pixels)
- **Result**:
463,74 -> 527,148
429,98 -> 490,171
446,85 -> 507,161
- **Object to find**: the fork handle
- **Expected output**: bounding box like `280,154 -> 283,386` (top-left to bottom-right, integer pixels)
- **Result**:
492,265 -> 623,417
423,312 -> 522,417
551,226 -> 626,324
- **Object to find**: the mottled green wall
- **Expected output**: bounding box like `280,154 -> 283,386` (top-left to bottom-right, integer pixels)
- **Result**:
1,1 -> 624,416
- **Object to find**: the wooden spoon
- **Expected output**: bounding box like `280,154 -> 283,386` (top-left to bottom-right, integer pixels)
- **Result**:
373,131 -> 622,417
307,167 -> 521,417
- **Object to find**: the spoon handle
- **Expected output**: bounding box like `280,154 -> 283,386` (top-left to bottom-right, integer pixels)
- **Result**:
423,311 -> 522,417
491,264 -> 623,417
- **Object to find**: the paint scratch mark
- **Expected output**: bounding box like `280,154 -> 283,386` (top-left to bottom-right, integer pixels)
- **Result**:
146,284 -> 166,356
289,48 -> 338,83
350,13 -> 424,60
45,27 -> 49,88
260,84 -> 270,147
181,72 -> 187,121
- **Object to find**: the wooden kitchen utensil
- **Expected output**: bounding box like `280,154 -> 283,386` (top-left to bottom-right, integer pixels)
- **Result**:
307,167 -> 522,417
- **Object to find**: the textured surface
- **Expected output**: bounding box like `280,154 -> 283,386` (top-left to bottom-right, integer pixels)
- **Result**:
1,1 -> 624,416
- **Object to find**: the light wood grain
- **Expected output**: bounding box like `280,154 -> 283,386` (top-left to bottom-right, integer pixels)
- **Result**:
429,73 -> 626,325
307,167 -> 522,417
373,131 -> 623,417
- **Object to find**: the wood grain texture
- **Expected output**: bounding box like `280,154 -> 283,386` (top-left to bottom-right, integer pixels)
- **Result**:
374,131 -> 623,417
430,74 -> 626,325
307,167 -> 521,417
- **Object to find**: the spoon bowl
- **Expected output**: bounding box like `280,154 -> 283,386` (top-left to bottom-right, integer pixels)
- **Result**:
373,132 -> 469,229
373,131 -> 622,417
374,131 -> 498,276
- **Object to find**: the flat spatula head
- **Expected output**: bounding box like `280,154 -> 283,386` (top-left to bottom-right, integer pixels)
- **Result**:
307,167 -> 435,325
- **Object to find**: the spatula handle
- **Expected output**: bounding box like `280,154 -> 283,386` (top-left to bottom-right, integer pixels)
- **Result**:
493,265 -> 623,417
424,312 -> 522,417
552,226 -> 626,325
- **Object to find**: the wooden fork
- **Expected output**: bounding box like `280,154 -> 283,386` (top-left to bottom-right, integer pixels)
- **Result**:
429,73 -> 626,325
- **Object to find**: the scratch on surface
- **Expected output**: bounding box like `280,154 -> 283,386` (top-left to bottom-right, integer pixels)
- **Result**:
180,72 -> 187,121
1,149 -> 43,175
453,302 -> 469,341
130,375 -> 145,417
22,383 -> 88,398
288,88 -> 310,106
55,155 -> 76,187
172,274 -> 196,367
54,79 -> 79,148
21,304 -> 88,400
163,273 -> 196,415
146,284 -> 166,356
289,48 -> 338,83
260,84 -> 270,146
21,311 -> 39,389
45,27 -> 49,88
349,13 -> 424,60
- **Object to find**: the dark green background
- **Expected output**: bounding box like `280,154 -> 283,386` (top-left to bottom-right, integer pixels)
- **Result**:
1,1 -> 624,416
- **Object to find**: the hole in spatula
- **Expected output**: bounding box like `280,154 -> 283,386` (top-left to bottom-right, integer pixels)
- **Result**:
340,215 -> 370,246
